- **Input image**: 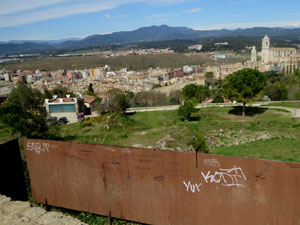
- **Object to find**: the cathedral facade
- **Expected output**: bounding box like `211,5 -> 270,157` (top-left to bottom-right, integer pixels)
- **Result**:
260,35 -> 296,63
249,35 -> 300,74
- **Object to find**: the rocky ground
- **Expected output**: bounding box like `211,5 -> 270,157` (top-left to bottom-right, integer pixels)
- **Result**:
0,195 -> 87,225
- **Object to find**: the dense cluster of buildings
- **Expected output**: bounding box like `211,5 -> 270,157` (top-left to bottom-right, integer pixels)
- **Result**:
1,35 -> 299,122
0,64 -> 204,98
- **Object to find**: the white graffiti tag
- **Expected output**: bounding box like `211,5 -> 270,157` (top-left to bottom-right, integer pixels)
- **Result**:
183,181 -> 202,193
201,165 -> 247,187
27,142 -> 50,154
203,158 -> 220,167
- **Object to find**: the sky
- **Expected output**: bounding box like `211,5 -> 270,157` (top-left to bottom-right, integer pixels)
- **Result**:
0,0 -> 300,41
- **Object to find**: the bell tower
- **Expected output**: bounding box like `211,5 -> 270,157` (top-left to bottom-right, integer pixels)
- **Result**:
262,34 -> 270,63
251,46 -> 257,62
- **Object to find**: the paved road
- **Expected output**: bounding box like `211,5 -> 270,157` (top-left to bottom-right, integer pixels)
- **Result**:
0,194 -> 87,225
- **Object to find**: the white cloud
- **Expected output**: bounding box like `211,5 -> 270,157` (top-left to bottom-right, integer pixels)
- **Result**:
187,8 -> 202,13
0,0 -> 70,15
157,18 -> 169,22
0,0 -> 190,27
105,14 -> 111,19
193,21 -> 300,30
149,14 -> 167,18
0,1 -> 129,27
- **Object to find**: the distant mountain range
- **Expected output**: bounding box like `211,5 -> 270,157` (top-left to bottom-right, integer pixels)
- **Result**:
1,25 -> 300,55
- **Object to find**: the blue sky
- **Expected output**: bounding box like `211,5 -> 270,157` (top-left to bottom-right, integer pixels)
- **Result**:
0,0 -> 300,41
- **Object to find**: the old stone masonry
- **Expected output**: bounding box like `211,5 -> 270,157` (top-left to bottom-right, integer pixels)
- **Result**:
0,194 -> 87,225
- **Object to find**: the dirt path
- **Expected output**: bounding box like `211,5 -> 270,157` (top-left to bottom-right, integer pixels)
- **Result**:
265,106 -> 300,117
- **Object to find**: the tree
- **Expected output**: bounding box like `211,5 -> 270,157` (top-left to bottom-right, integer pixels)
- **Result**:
178,100 -> 198,121
205,72 -> 214,79
182,84 -> 198,100
182,84 -> 210,103
87,83 -> 94,95
105,88 -> 129,114
170,97 -> 180,105
264,84 -> 282,101
195,85 -> 210,103
192,133 -> 209,153
212,95 -> 224,103
205,72 -> 214,87
43,88 -> 52,99
52,87 -> 75,98
0,82 -> 48,138
223,68 -> 266,116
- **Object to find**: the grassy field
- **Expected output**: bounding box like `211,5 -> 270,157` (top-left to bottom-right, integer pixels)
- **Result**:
0,53 -> 245,71
1,106 -> 299,225
264,102 -> 300,109
0,124 -> 16,144
1,106 -> 299,162
59,106 -> 300,163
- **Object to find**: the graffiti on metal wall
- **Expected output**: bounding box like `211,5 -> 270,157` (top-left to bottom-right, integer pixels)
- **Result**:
25,139 -> 300,225
183,164 -> 247,193
26,141 -> 50,154
203,158 -> 220,167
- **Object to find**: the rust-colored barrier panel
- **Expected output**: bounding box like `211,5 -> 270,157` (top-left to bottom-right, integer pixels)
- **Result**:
25,139 -> 300,225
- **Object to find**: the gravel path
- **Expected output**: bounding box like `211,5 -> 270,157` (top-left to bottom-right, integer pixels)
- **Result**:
265,106 -> 300,117
0,195 -> 87,225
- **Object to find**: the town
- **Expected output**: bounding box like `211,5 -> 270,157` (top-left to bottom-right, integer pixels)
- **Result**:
1,0 -> 300,223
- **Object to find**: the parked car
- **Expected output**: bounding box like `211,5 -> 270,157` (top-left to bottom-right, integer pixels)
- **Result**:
77,113 -> 85,121
58,117 -> 68,124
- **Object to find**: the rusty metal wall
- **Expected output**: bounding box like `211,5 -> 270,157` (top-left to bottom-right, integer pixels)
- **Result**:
25,139 -> 300,225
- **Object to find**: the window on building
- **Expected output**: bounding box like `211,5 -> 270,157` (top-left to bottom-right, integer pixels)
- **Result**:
49,104 -> 76,113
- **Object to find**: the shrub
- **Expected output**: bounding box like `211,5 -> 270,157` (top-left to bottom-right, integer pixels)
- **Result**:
294,92 -> 300,100
212,95 -> 224,103
192,133 -> 209,153
178,100 -> 198,121
81,120 -> 93,127
92,116 -> 101,122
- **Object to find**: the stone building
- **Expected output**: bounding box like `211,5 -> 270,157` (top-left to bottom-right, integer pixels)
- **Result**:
260,35 -> 297,64
249,35 -> 300,74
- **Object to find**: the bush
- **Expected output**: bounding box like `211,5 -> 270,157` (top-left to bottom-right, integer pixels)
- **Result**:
264,84 -> 282,101
178,100 -> 198,121
294,92 -> 300,100
182,84 -> 210,103
92,116 -> 101,122
81,120 -> 93,127
169,97 -> 181,105
212,95 -> 224,103
192,133 -> 209,153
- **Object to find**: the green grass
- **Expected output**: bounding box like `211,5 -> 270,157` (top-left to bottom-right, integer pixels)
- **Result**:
216,137 -> 300,163
265,102 -> 300,109
59,106 -> 300,163
0,124 -> 16,144
2,106 -> 300,224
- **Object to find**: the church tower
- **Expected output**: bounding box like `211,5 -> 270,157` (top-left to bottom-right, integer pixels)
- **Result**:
251,46 -> 257,62
262,34 -> 270,63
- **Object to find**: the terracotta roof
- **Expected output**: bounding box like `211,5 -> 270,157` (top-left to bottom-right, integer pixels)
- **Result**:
84,95 -> 96,104
63,98 -> 75,102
